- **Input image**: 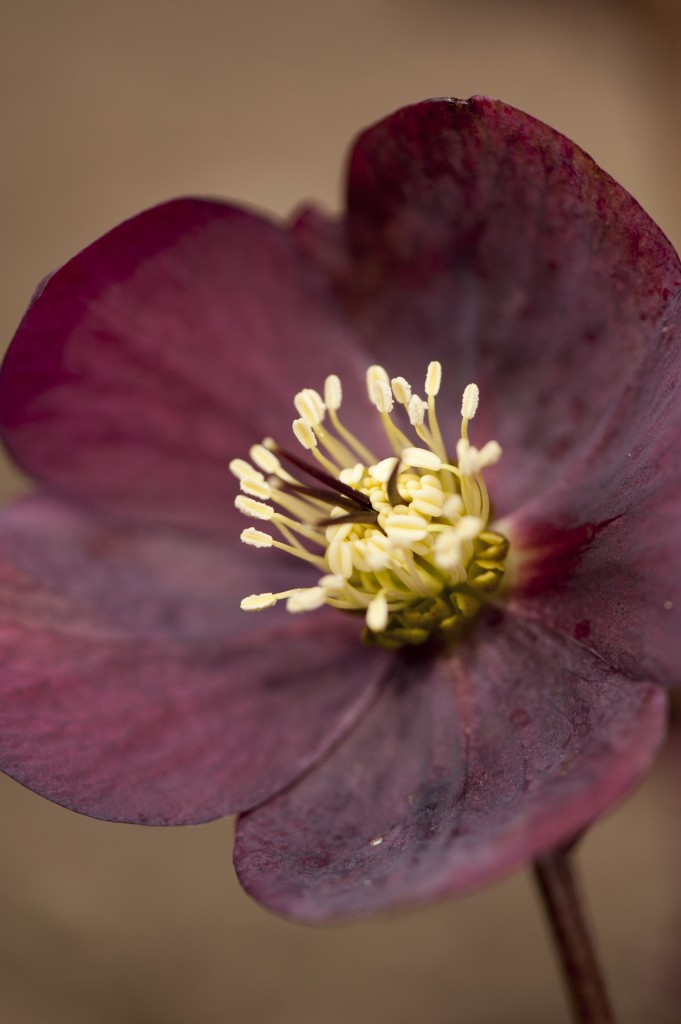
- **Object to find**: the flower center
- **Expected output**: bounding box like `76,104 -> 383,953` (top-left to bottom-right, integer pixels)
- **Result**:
231,362 -> 508,649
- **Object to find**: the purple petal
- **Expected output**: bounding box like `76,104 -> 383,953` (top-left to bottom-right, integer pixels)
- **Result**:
0,496 -> 386,823
506,291 -> 681,686
234,611 -> 666,921
0,199 -> 369,536
295,98 -> 681,515
0,494 -> 311,642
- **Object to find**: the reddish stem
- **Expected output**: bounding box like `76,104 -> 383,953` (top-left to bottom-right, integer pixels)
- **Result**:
533,846 -> 616,1024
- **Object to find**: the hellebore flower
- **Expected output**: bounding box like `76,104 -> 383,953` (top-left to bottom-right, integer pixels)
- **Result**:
0,97 -> 678,924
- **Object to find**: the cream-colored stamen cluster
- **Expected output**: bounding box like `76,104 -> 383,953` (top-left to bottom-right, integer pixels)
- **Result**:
231,362 -> 508,649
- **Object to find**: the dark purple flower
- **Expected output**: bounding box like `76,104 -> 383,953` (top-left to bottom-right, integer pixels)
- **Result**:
0,97 -> 677,922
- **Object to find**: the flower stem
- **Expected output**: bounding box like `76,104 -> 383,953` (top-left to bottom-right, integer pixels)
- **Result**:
533,846 -> 616,1024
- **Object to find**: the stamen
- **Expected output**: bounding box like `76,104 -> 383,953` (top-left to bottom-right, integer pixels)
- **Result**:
294,389 -> 326,426
366,592 -> 389,632
391,376 -> 412,404
371,381 -> 394,415
292,417 -> 340,476
401,447 -> 442,471
408,395 -> 426,426
250,443 -> 282,474
433,516 -> 484,570
339,464 -> 364,486
324,375 -> 343,411
229,458 -> 264,484
371,457 -> 400,483
292,417 -> 318,450
456,438 -> 502,476
241,528 -> 273,547
241,592 -> 278,610
480,440 -> 502,465
240,478 -> 272,499
425,361 -> 442,397
235,496 -> 275,520
383,508 -> 429,545
326,376 -> 376,465
286,587 -> 327,612
424,360 -> 446,460
366,364 -> 390,400
234,362 -> 506,648
442,494 -> 464,519
461,383 -> 479,421
368,375 -> 412,456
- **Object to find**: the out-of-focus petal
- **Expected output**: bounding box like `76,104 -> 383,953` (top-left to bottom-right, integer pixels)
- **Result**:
0,199 -> 369,536
234,611 -> 666,921
506,291 -> 681,686
0,494 -> 312,641
297,98 -> 681,514
0,496 -> 386,823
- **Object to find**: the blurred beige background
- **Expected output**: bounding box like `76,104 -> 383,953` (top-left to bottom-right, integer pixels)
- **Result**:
2,1 -> 681,1021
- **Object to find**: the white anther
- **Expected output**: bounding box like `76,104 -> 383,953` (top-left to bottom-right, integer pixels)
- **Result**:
458,515 -> 485,540
329,505 -> 350,520
292,417 -> 318,450
294,388 -> 326,426
240,592 -> 278,610
235,495 -> 274,521
366,592 -> 389,632
327,538 -> 354,578
229,458 -> 264,483
324,374 -> 343,411
397,474 -> 420,501
400,446 -> 442,470
456,438 -> 501,475
325,520 -> 353,543
479,440 -> 502,466
410,483 -> 445,518
433,517 -> 481,570
442,494 -> 464,520
370,491 -> 390,513
391,376 -> 412,404
240,528 -> 273,548
383,509 -> 429,545
339,463 -> 364,486
407,395 -> 426,426
366,365 -> 390,400
425,361 -> 442,397
371,380 -> 394,414
433,532 -> 464,570
365,533 -> 392,570
456,438 -> 477,475
249,444 -> 281,474
318,573 -> 346,590
461,383 -> 480,420
370,457 -> 399,483
240,477 -> 272,499
350,537 -> 371,573
286,587 -> 327,612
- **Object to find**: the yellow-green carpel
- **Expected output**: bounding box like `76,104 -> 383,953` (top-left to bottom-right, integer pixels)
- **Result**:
231,361 -> 508,649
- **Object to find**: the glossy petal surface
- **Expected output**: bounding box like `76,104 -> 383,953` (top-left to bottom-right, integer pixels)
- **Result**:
304,98 -> 681,514
234,612 -> 666,921
0,496 -> 386,823
0,200 -> 369,537
507,292 -> 681,686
